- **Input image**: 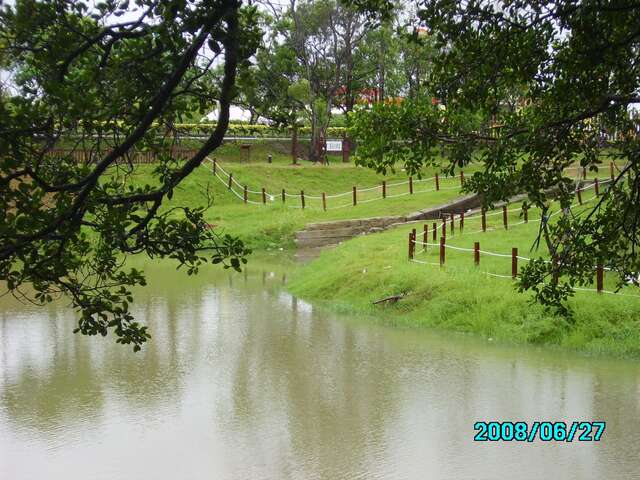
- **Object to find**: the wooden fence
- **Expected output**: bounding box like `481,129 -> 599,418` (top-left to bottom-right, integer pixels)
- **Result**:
46,147 -> 200,164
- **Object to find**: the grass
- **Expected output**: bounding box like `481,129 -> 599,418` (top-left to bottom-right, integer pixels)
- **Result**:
114,145 -> 640,356
288,190 -> 640,358
123,150 -> 470,249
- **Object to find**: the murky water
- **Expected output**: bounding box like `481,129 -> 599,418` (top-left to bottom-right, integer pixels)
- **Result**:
1,260 -> 640,479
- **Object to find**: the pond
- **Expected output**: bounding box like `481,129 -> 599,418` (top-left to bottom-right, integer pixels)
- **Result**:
1,259 -> 639,479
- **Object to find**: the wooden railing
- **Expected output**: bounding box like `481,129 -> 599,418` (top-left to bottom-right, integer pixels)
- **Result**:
46,147 -> 200,164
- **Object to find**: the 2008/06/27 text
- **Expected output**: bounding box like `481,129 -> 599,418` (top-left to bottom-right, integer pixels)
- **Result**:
473,421 -> 606,442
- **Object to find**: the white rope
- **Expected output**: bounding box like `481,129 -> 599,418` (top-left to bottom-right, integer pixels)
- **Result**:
575,178 -> 613,193
356,184 -> 384,193
410,259 -> 441,266
207,157 -> 619,208
216,173 -> 263,205
326,201 -> 358,210
324,190 -> 357,199
412,238 -> 534,261
485,272 -> 514,279
413,175 -> 437,184
573,287 -> 640,298
412,258 -> 631,288
409,257 -> 515,279
204,158 -> 618,221
204,157 -> 464,203
476,248 -> 515,259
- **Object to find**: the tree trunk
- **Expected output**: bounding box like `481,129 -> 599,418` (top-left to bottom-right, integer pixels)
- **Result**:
311,125 -> 326,163
309,107 -> 328,163
291,123 -> 298,163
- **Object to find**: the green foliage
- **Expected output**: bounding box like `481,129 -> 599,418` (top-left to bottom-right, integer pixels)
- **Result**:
289,217 -> 640,357
0,0 -> 255,350
350,0 -> 640,314
173,122 -> 347,137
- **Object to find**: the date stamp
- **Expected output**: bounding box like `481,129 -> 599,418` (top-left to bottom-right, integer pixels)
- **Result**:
473,421 -> 606,442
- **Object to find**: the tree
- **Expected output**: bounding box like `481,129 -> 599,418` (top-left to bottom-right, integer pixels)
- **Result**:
351,0 -> 640,314
278,0 -> 370,162
0,0 -> 261,350
234,15 -> 304,156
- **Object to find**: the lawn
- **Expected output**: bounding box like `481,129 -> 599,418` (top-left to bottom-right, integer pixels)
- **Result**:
288,188 -> 640,357
123,151 -> 472,249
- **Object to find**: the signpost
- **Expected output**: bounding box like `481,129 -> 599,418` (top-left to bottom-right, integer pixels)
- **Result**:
326,140 -> 343,152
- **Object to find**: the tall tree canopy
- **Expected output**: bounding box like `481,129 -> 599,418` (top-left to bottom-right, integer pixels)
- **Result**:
0,0 -> 261,349
351,0 -> 640,313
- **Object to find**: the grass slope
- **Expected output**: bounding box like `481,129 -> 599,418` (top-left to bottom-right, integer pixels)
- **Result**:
127,156 -> 469,249
288,194 -> 640,358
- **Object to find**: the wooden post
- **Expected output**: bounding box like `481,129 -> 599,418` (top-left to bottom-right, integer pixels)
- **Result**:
243,185 -> 248,203
300,190 -> 305,209
267,154 -> 272,164
610,161 -> 615,180
597,264 -> 604,293
240,144 -> 251,163
502,205 -> 508,229
228,173 -> 233,190
262,187 -> 266,204
432,222 -> 437,241
460,171 -> 465,186
442,217 -> 447,239
474,242 -> 480,265
352,186 -> 357,206
523,205 -> 528,223
412,230 -> 416,257
582,166 -> 587,179
282,188 -> 286,203
382,180 -> 386,198
512,248 -> 518,279
411,228 -> 416,258
577,187 -> 583,205
411,228 -> 417,256
408,233 -> 414,260
450,213 -> 455,235
409,176 -> 413,194
322,192 -> 327,211
435,173 -> 440,191
291,126 -> 298,164
482,208 -> 487,232
423,224 -> 428,250
460,211 -> 465,231
595,178 -> 600,196
342,137 -> 350,163
212,158 -> 217,174
439,237 -> 446,266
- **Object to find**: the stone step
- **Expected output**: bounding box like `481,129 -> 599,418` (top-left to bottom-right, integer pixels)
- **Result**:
296,226 -> 372,239
294,194 -> 485,250
304,215 -> 405,231
295,236 -> 355,248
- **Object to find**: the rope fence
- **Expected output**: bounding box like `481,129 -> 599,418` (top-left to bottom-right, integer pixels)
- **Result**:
202,157 -> 468,210
405,202 -> 640,299
202,157 -> 617,213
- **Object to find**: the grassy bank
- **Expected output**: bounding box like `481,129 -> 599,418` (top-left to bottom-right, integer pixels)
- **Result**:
116,148 -> 640,356
126,157 -> 469,249
288,196 -> 640,358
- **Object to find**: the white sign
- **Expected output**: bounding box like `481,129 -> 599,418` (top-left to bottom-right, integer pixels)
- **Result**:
326,140 -> 343,152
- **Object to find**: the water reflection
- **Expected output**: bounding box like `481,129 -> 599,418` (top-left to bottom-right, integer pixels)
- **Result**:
1,262 -> 640,479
